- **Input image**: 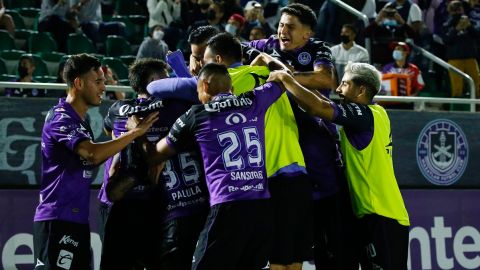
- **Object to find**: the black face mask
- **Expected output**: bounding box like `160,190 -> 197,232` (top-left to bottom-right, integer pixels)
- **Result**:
340,35 -> 350,44
18,66 -> 29,78
207,9 -> 217,21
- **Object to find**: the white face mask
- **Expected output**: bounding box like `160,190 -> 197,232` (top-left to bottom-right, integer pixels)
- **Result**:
153,30 -> 165,40
225,23 -> 238,35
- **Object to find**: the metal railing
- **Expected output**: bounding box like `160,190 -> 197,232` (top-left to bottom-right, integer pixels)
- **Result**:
328,0 -> 371,58
0,82 -> 135,93
409,42 -> 477,112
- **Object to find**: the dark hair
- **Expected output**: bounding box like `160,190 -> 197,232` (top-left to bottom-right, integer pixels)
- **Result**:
128,58 -> 168,94
63,54 -> 101,87
198,62 -> 231,93
19,54 -> 36,65
342,24 -> 357,35
206,33 -> 242,63
188,25 -> 220,45
280,3 -> 317,31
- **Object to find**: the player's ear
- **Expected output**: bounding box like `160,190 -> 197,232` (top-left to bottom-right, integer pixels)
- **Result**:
215,55 -> 222,64
73,76 -> 83,89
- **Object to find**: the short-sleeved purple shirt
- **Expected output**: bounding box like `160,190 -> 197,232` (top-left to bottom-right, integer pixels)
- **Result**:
34,99 -> 95,224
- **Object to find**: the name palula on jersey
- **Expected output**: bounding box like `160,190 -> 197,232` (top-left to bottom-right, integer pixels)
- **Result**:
171,185 -> 202,200
204,97 -> 253,112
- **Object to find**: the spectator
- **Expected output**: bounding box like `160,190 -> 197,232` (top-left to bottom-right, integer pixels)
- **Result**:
381,41 -> 424,97
137,24 -> 169,61
249,25 -> 266,41
69,0 -> 126,45
102,65 -> 125,100
441,0 -> 480,98
147,0 -> 182,30
0,0 -> 15,36
5,55 -> 45,98
364,5 -> 416,66
242,1 -> 274,40
225,13 -> 247,41
223,0 -> 244,20
38,0 -> 79,52
330,24 -> 370,81
383,0 -> 424,33
189,1 -> 226,32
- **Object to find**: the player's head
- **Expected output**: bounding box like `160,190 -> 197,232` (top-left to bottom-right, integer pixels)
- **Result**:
336,62 -> 381,104
278,3 -> 316,51
18,54 -> 36,79
203,33 -> 242,67
63,53 -> 105,106
197,63 -> 232,104
128,58 -> 168,95
188,26 -> 220,68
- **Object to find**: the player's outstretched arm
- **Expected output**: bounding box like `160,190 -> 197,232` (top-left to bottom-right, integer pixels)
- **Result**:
268,70 -> 335,121
74,112 -> 159,165
293,65 -> 336,90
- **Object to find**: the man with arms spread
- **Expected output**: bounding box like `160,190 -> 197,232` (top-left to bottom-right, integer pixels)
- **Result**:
268,63 -> 410,270
138,63 -> 286,269
33,54 -> 156,270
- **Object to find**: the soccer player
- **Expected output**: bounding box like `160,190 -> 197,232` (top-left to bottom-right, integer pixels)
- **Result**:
33,54 -> 157,270
268,63 -> 411,269
188,25 -> 220,76
139,63 -> 286,269
100,58 -> 209,270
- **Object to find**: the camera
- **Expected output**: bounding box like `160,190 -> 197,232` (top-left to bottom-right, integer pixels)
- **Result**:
385,10 -> 396,17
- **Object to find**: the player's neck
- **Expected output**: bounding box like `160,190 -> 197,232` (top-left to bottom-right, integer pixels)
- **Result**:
66,93 -> 88,120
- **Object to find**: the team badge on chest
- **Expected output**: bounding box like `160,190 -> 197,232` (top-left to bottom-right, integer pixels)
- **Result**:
297,52 -> 311,65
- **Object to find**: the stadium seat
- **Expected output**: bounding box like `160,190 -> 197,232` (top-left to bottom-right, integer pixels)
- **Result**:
33,75 -> 57,83
5,9 -> 26,29
5,0 -> 37,9
105,35 -> 131,57
41,51 -> 66,76
18,8 -> 41,30
14,29 -> 36,51
110,16 -> 145,44
67,33 -> 97,55
120,55 -> 136,67
102,57 -> 129,81
29,32 -> 57,54
115,0 -> 145,16
0,30 -> 16,51
0,74 -> 17,82
0,50 -> 26,74
0,58 -> 7,75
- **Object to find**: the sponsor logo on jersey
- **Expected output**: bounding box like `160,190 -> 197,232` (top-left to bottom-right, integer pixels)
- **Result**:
56,250 -> 73,269
416,119 -> 468,185
297,52 -> 312,65
204,97 -> 253,112
225,113 -> 247,125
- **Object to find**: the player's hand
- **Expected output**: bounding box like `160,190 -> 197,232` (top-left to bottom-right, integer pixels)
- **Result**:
129,112 -> 159,137
189,54 -> 202,76
250,53 -> 268,66
267,70 -> 291,83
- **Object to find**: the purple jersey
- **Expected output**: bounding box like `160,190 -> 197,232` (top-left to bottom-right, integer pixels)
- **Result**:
102,97 -> 208,220
247,35 -> 333,71
166,82 -> 283,206
332,102 -> 374,150
34,99 -> 95,224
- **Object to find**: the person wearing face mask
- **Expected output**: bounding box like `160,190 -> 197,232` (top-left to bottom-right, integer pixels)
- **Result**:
382,42 -> 424,98
225,13 -> 247,42
330,24 -> 370,82
136,25 -> 169,61
190,2 -> 226,33
5,55 -> 45,98
364,5 -> 416,66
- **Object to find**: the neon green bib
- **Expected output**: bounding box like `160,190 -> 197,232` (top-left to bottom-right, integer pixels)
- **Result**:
228,65 -> 305,177
340,104 -> 409,226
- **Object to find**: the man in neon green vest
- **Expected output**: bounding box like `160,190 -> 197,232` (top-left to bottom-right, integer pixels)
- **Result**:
268,62 -> 410,269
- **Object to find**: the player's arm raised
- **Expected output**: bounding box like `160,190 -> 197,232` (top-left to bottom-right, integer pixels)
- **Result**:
74,112 -> 159,165
268,70 -> 335,121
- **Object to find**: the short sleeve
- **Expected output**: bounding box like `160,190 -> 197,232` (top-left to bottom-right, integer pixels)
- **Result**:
49,117 -> 92,152
408,4 -> 423,23
247,39 -> 269,51
147,77 -> 199,103
166,108 -> 196,151
331,102 -> 373,132
312,40 -> 334,68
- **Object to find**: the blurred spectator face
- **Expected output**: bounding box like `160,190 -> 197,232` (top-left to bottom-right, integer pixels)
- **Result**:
249,27 -> 266,40
18,58 -> 36,78
152,25 -> 165,40
245,7 -> 263,22
392,45 -> 408,61
226,14 -> 245,36
448,1 -> 465,14
207,3 -> 224,22
101,66 -> 118,85
340,26 -> 355,44
277,13 -> 312,51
